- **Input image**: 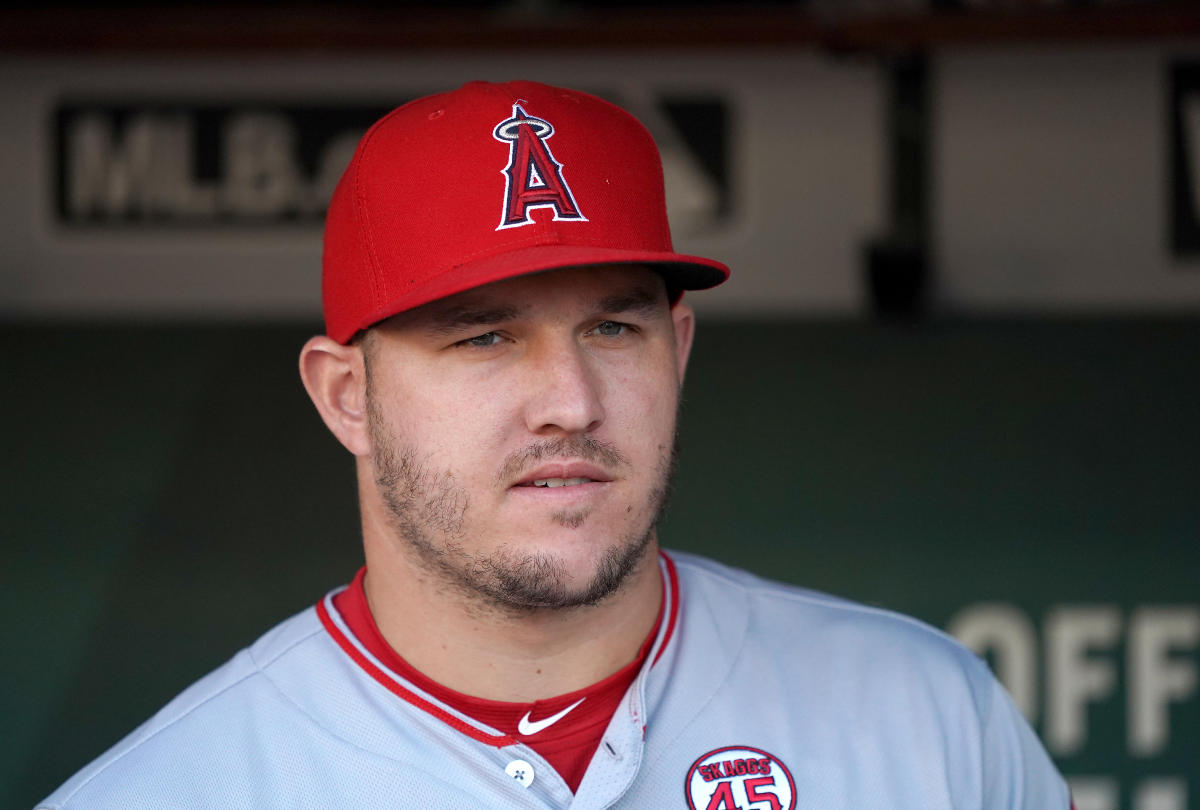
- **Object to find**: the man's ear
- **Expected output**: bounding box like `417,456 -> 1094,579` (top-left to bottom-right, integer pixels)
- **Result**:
299,336 -> 371,457
670,299 -> 696,384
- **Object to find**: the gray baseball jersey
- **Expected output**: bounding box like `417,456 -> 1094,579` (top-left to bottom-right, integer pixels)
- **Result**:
39,551 -> 1070,809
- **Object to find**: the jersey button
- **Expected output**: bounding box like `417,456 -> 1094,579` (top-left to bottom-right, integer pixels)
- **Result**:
505,759 -> 535,788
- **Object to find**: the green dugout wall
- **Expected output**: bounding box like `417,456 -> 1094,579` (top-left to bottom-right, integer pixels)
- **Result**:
3,317 -> 1197,809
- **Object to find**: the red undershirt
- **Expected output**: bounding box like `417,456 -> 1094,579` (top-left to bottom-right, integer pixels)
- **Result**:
332,567 -> 663,792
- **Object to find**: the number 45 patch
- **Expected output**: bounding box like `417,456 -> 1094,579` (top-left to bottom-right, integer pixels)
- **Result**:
684,746 -> 796,810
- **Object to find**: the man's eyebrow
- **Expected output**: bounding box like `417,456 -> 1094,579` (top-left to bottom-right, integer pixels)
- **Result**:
596,286 -> 664,317
414,284 -> 662,335
421,304 -> 525,336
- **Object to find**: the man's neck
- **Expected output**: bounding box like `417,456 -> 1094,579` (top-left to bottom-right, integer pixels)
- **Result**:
359,530 -> 664,702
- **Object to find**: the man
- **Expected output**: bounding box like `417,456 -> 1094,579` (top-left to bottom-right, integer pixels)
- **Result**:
41,80 -> 1070,809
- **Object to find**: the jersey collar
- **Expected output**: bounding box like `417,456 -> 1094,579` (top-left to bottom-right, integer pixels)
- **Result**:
316,551 -> 681,747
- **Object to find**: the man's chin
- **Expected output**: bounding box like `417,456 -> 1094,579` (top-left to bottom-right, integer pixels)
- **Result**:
476,534 -> 655,612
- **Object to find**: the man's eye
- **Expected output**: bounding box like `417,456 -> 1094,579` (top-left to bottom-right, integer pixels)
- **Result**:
460,331 -> 501,348
595,321 -> 628,337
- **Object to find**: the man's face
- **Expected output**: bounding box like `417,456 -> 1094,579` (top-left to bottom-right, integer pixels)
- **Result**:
361,265 -> 692,613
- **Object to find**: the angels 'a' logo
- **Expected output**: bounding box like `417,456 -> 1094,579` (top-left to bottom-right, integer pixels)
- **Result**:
493,103 -> 587,230
684,746 -> 796,810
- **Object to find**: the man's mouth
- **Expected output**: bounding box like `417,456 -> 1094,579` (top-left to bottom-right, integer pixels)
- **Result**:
525,477 -> 595,488
511,462 -> 611,490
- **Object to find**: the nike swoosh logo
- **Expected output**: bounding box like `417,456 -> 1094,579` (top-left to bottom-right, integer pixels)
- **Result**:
517,697 -> 587,735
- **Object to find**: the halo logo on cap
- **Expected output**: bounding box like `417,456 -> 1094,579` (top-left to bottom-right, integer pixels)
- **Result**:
493,102 -> 588,230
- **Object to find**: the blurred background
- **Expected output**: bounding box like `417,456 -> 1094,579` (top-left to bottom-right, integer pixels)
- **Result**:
2,0 -> 1198,807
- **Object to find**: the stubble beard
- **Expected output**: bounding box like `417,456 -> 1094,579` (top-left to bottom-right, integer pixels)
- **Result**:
366,392 -> 677,615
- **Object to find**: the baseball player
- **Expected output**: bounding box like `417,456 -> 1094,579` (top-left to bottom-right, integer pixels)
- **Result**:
40,80 -> 1071,810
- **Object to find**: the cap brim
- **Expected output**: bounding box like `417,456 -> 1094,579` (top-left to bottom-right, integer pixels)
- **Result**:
352,245 -> 729,338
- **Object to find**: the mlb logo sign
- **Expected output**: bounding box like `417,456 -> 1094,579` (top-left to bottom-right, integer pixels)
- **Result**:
684,746 -> 796,810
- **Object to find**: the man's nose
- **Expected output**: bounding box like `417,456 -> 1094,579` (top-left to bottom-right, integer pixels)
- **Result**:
523,340 -> 606,436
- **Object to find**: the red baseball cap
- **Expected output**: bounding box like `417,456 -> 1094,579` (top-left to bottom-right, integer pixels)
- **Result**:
321,79 -> 730,344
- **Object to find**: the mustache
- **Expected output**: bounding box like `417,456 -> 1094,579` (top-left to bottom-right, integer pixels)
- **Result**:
495,435 -> 629,484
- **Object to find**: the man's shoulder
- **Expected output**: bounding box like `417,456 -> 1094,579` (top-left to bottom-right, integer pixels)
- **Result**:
667,549 -> 1013,751
653,552 -> 1070,809
672,549 -> 963,635
37,605 -> 327,810
668,550 -> 990,686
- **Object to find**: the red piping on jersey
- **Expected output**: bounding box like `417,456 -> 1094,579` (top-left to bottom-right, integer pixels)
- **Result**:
316,551 -> 680,748
316,597 -> 518,746
653,552 -> 680,666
